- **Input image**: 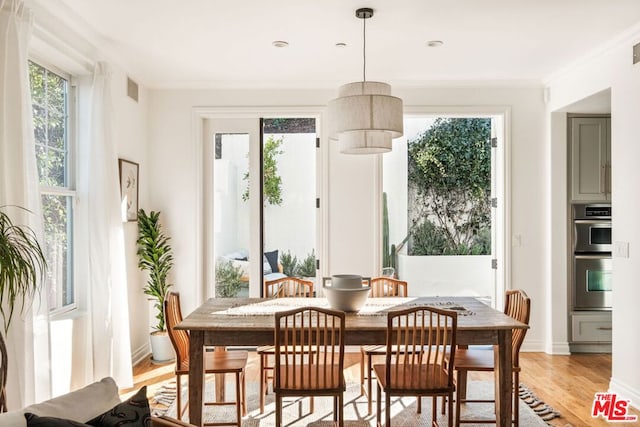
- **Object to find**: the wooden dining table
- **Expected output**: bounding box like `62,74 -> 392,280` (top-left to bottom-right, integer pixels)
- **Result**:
175,296 -> 528,426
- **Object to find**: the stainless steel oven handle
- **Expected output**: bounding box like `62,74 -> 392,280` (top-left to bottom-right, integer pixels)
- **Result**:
574,254 -> 612,260
573,219 -> 611,225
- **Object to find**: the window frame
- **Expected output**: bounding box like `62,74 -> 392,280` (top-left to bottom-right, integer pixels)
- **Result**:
29,57 -> 79,316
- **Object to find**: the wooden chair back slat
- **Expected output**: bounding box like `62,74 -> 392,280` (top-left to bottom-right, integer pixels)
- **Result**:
274,307 -> 345,391
370,277 -> 408,297
264,277 -> 314,298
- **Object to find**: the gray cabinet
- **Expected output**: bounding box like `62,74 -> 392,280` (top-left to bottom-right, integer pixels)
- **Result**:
570,117 -> 611,201
569,311 -> 612,353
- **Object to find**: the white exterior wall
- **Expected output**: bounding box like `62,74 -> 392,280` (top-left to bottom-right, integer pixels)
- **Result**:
148,86 -> 547,352
398,255 -> 493,297
546,30 -> 640,406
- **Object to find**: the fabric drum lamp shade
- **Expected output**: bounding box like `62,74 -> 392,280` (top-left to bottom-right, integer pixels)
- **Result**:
328,81 -> 403,154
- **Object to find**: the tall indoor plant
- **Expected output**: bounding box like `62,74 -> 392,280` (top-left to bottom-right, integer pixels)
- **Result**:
0,207 -> 47,412
136,209 -> 174,362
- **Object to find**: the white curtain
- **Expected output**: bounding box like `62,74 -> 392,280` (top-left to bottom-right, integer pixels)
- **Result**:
87,62 -> 133,388
0,0 -> 52,409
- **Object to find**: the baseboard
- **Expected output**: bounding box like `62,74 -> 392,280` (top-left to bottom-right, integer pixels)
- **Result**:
520,339 -> 545,353
609,377 -> 640,410
543,341 -> 571,355
132,343 -> 151,366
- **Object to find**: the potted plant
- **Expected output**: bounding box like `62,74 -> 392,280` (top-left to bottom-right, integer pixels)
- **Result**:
136,209 -> 174,363
0,207 -> 47,412
215,260 -> 243,298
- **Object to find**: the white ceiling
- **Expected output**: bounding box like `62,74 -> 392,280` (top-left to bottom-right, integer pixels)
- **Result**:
47,0 -> 640,89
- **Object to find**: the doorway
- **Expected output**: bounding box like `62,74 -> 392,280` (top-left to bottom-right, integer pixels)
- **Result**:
204,116 -> 320,298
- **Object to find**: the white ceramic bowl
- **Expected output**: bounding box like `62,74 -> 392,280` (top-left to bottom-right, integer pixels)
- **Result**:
323,274 -> 371,312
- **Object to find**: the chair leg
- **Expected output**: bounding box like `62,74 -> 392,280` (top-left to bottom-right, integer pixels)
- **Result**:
376,383 -> 382,427
514,371 -> 519,427
431,395 -> 437,426
176,374 -> 182,421
448,391 -> 454,427
417,394 -> 422,413
310,396 -> 315,413
338,392 -> 344,427
242,370 -> 247,416
455,373 -> 462,427
275,394 -> 282,427
259,354 -> 265,414
360,348 -> 366,396
367,353 -> 373,415
235,372 -> 241,427
333,396 -> 338,421
385,388 -> 391,427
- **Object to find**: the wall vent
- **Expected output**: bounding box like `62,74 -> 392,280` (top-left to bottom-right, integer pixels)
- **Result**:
127,77 -> 139,102
634,42 -> 640,64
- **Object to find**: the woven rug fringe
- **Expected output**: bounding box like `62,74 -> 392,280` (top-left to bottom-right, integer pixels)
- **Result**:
518,384 -> 562,425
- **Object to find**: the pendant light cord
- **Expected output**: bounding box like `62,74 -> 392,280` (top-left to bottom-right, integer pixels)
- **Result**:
363,15 -> 367,82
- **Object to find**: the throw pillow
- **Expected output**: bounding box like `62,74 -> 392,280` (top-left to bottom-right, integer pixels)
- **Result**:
25,413 -> 90,426
86,386 -> 150,427
263,255 -> 272,274
264,250 -> 279,274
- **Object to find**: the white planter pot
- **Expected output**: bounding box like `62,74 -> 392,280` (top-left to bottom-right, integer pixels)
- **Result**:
150,331 -> 175,363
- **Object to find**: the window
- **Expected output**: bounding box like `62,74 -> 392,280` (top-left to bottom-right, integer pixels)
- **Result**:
29,60 -> 75,312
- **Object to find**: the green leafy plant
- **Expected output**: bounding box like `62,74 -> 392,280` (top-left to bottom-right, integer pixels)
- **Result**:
280,250 -> 299,277
297,250 -> 316,278
242,135 -> 284,206
408,118 -> 491,255
0,207 -> 47,412
136,209 -> 173,332
215,260 -> 244,298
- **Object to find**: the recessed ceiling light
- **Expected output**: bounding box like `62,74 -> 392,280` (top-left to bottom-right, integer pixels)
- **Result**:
335,42 -> 347,48
272,40 -> 289,48
426,40 -> 444,48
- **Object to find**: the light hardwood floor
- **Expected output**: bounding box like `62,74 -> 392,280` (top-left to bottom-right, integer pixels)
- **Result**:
124,351 -> 638,427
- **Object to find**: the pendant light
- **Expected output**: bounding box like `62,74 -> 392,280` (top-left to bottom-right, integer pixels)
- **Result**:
328,8 -> 403,154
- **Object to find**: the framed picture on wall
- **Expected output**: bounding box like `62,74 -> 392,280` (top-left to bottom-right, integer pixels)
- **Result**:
118,159 -> 139,222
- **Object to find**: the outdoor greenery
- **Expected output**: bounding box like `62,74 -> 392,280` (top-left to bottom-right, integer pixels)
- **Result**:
0,207 -> 48,412
136,209 -> 173,332
29,61 -> 73,310
280,250 -> 299,277
280,250 -> 316,277
215,260 -> 244,298
407,118 -> 491,255
243,135 -> 284,206
297,250 -> 317,278
382,192 -> 396,270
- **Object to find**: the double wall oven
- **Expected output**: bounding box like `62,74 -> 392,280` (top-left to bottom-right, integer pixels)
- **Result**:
572,203 -> 612,310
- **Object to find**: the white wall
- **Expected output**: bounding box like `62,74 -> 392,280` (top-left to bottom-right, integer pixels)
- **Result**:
546,29 -> 640,406
147,86 -> 547,352
398,255 -> 493,297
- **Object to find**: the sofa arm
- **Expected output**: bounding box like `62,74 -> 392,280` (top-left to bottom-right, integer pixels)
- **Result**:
0,377 -> 120,427
151,415 -> 197,427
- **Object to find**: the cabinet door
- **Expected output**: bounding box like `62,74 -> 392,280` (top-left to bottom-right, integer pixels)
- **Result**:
571,117 -> 609,201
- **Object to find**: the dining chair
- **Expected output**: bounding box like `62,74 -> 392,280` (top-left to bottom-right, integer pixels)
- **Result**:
453,289 -> 531,427
164,292 -> 248,427
359,277 -> 408,414
273,306 -> 346,427
258,276 -> 315,413
374,305 -> 458,427
263,276 -> 314,298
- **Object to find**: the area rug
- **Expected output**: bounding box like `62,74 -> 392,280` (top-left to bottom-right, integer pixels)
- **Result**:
161,380 -> 558,426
